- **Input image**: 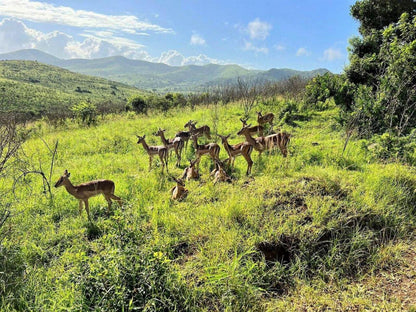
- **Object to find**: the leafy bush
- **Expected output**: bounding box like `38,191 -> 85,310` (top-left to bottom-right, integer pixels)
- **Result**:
71,101 -> 97,126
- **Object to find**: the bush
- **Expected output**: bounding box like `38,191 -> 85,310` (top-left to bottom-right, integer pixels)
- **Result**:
71,101 -> 97,126
128,95 -> 148,115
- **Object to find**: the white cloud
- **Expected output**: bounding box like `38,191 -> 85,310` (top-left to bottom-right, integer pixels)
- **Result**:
0,18 -> 150,59
243,41 -> 268,54
322,48 -> 343,61
190,33 -> 206,46
274,44 -> 285,51
0,0 -> 173,35
247,18 -> 271,40
157,50 -> 225,66
296,47 -> 310,57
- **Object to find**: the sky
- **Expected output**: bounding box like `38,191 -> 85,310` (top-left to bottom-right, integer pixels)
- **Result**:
0,0 -> 360,73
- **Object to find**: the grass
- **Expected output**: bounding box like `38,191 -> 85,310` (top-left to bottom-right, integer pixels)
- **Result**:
1,101 -> 416,311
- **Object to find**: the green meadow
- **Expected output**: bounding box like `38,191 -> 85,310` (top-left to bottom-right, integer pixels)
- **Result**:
2,100 -> 416,311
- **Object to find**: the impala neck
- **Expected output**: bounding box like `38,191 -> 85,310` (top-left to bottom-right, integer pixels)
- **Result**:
139,139 -> 150,152
62,179 -> 78,196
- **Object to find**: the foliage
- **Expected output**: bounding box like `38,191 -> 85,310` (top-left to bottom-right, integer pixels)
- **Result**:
71,101 -> 97,126
128,94 -> 148,114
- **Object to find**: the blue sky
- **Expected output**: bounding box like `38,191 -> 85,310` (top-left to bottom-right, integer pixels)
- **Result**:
0,0 -> 359,72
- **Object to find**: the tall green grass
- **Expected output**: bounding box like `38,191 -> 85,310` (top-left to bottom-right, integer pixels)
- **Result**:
1,102 -> 415,311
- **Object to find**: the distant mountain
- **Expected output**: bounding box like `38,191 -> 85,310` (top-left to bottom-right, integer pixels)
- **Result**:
0,49 -> 330,91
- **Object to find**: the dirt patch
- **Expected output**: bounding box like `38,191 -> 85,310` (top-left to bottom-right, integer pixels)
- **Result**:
256,235 -> 300,264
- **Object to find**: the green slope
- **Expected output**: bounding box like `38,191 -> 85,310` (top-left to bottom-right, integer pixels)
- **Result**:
0,60 -> 143,116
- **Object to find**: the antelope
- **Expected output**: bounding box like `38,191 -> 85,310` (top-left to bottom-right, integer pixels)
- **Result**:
174,130 -> 191,150
54,170 -> 122,220
136,135 -> 169,173
237,124 -> 267,155
154,128 -> 184,167
170,176 -> 188,201
264,131 -> 291,157
185,120 -> 211,139
218,134 -> 253,176
257,111 -> 274,126
181,159 -> 200,181
190,134 -> 220,167
240,117 -> 264,137
211,159 -> 232,184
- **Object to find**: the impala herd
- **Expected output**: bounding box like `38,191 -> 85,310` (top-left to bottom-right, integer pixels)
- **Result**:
55,111 -> 291,219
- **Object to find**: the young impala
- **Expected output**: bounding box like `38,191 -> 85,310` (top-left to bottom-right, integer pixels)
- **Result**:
239,117 -> 264,137
190,134 -> 220,167
181,159 -> 200,181
185,120 -> 211,139
136,135 -> 169,173
170,176 -> 188,201
154,128 -> 184,167
219,134 -> 253,175
54,170 -> 122,220
257,111 -> 274,127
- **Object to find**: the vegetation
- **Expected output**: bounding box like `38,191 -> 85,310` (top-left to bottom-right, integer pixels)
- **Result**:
1,1 -> 416,310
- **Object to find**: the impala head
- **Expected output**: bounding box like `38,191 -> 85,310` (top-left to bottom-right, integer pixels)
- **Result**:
55,169 -> 70,188
136,135 -> 146,144
171,175 -> 185,187
184,120 -> 194,128
237,124 -> 251,136
218,134 -> 231,143
154,128 -> 165,137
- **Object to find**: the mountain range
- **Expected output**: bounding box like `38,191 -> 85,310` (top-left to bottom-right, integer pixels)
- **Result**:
0,49 -> 329,91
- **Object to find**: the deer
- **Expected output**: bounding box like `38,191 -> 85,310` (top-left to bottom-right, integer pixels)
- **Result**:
54,169 -> 122,220
240,117 -> 264,137
154,128 -> 184,167
190,134 -> 220,168
185,120 -> 211,139
136,135 -> 169,173
170,176 -> 188,201
181,159 -> 200,181
257,111 -> 274,127
237,124 -> 267,155
218,134 -> 254,176
210,159 -> 232,184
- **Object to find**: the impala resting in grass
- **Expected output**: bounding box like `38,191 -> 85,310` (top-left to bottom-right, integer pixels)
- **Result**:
181,159 -> 200,181
239,117 -> 264,137
136,135 -> 169,173
257,111 -> 274,127
190,134 -> 220,167
54,169 -> 122,220
219,134 -> 253,176
210,159 -> 232,184
154,128 -> 184,167
170,176 -> 188,201
185,120 -> 211,139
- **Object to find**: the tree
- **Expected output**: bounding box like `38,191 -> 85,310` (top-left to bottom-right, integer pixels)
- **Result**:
128,95 -> 148,114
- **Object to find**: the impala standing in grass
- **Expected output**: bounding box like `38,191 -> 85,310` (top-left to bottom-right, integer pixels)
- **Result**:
54,170 -> 122,220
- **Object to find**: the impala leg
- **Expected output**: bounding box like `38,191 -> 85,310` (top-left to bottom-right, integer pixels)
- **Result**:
84,199 -> 90,220
104,195 -> 112,214
149,156 -> 153,171
78,200 -> 83,215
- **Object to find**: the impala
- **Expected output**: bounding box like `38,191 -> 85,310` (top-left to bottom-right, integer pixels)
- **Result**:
257,111 -> 275,126
170,176 -> 188,201
185,120 -> 211,139
237,124 -> 267,155
211,159 -> 232,184
174,130 -> 191,150
181,159 -> 200,181
136,135 -> 169,173
240,117 -> 264,137
264,131 -> 291,157
218,134 -> 253,175
190,134 -> 220,167
154,128 -> 184,167
54,170 -> 122,220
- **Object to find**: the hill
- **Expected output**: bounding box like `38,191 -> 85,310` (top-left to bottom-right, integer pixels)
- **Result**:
0,49 -> 329,91
0,60 -> 143,117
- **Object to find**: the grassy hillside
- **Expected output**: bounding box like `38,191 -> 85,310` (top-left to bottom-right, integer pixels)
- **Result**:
1,101 -> 415,311
0,60 -> 143,117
